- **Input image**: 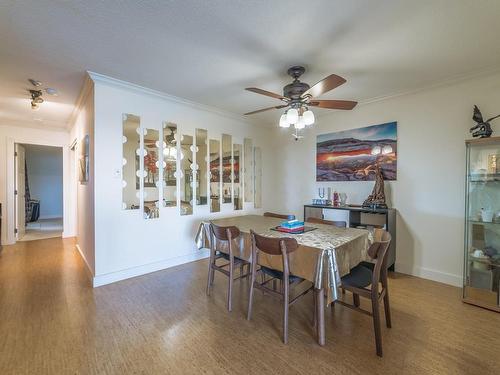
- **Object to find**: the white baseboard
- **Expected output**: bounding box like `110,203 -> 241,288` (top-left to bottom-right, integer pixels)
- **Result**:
75,244 -> 94,281
39,215 -> 63,220
92,249 -> 210,287
395,262 -> 462,287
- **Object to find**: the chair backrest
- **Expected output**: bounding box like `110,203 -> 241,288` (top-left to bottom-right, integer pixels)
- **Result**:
210,223 -> 240,242
251,230 -> 298,255
367,229 -> 392,287
263,212 -> 292,220
306,217 -> 347,228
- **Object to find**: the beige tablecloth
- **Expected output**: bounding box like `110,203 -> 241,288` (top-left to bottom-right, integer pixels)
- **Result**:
195,215 -> 372,304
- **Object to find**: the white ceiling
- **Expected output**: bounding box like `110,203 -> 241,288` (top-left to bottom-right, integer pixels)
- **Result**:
1,0 -> 500,129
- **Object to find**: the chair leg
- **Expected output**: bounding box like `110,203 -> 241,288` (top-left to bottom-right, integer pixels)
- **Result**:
206,250 -> 215,296
383,290 -> 392,328
353,293 -> 360,307
240,263 -> 244,278
273,279 -> 277,291
371,296 -> 383,357
261,272 -> 266,295
227,258 -> 234,312
247,263 -> 256,320
313,291 -> 317,327
283,279 -> 289,344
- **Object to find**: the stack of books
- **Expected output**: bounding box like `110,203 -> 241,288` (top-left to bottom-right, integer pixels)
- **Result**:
277,219 -> 305,233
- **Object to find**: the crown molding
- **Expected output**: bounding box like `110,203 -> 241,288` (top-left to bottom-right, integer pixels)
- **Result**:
86,71 -> 255,126
315,64 -> 500,121
66,73 -> 94,130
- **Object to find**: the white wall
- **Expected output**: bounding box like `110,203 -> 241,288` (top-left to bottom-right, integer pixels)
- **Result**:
0,124 -> 73,245
24,145 -> 63,219
69,78 -> 95,275
90,73 -> 277,286
270,72 -> 500,287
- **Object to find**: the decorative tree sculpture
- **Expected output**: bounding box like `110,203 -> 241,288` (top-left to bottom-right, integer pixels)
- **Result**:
362,166 -> 387,209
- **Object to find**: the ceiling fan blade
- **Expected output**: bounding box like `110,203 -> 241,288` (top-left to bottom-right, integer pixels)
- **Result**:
245,87 -> 288,101
301,74 -> 346,98
244,104 -> 288,115
308,100 -> 358,110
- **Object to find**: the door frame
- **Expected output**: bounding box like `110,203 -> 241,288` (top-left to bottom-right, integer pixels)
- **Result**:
6,137 -> 73,245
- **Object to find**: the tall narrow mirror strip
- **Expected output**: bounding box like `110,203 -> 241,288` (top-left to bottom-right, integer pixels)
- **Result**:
244,138 -> 253,202
195,129 -> 208,205
122,114 -> 140,210
254,146 -> 262,208
209,139 -> 221,212
233,143 -> 242,210
163,122 -> 177,207
222,134 -> 232,204
143,128 -> 160,219
180,134 -> 194,215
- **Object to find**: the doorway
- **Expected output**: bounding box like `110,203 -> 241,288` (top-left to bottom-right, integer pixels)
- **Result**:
14,144 -> 64,242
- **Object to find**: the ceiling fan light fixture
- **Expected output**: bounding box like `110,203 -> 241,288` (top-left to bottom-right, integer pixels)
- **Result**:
279,113 -> 290,128
295,116 -> 305,130
286,108 -> 298,124
31,101 -> 40,111
303,109 -> 315,125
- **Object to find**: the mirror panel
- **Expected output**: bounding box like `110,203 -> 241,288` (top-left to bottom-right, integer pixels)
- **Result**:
195,129 -> 208,205
233,144 -> 242,210
244,138 -> 253,202
122,114 -> 140,210
143,128 -> 160,219
180,134 -> 194,215
222,134 -> 232,204
254,146 -> 262,208
163,122 -> 177,207
209,139 -> 221,213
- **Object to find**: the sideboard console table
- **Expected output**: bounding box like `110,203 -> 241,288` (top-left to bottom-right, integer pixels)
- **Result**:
304,204 -> 396,270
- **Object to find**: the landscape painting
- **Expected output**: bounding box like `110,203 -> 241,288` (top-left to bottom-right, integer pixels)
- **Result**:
316,122 -> 397,181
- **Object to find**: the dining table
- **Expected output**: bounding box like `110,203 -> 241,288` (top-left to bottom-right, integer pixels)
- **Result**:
195,214 -> 373,345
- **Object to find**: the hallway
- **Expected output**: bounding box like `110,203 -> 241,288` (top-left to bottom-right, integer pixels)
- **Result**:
1,238 -> 500,374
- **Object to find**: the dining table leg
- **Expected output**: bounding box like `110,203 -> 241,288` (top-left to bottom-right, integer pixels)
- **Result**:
315,287 -> 325,346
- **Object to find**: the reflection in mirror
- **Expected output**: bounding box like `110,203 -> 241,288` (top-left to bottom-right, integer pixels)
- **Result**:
222,134 -> 232,204
244,138 -> 253,203
254,146 -> 262,208
180,134 -> 194,215
143,128 -> 160,219
209,139 -> 221,212
195,129 -> 208,205
233,144 -> 242,210
122,114 -> 140,210
163,122 -> 177,207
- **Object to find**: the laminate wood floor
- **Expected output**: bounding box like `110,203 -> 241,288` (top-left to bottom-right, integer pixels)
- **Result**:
1,237 -> 499,374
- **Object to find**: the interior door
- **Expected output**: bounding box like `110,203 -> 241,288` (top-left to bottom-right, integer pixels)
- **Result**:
15,144 -> 26,240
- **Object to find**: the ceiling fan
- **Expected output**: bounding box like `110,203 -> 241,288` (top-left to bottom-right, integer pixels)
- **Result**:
244,66 -> 357,130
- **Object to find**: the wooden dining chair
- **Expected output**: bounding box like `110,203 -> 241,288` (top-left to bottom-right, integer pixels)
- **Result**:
263,212 -> 292,220
247,230 -> 313,344
206,223 -> 250,312
306,217 -> 347,228
334,229 -> 392,357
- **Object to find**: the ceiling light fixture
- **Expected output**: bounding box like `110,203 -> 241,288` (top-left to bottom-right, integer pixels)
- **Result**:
29,90 -> 44,110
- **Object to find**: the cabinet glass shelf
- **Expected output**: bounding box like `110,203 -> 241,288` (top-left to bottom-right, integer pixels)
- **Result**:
463,137 -> 500,313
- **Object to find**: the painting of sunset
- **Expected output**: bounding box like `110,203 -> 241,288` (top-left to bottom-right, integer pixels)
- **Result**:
316,122 -> 397,181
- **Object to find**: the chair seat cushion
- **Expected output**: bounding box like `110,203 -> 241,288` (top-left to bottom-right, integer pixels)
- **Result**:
260,266 -> 302,283
341,265 -> 373,288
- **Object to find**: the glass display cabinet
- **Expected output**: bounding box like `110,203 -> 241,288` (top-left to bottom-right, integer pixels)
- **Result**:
464,137 -> 500,312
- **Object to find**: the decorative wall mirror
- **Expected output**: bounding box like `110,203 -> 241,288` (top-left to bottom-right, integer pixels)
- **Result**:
180,134 -> 194,215
243,138 -> 253,203
254,146 -> 262,208
163,122 -> 177,207
233,143 -> 242,210
122,114 -> 140,210
195,129 -> 208,205
209,139 -> 221,213
222,134 -> 232,204
143,128 -> 160,219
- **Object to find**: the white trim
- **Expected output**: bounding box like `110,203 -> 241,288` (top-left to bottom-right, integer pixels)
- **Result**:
75,243 -> 94,281
395,262 -> 463,287
87,71 -> 254,125
92,250 -> 210,287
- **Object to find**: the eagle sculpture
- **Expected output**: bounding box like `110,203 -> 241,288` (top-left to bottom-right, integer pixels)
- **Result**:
470,105 -> 500,138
